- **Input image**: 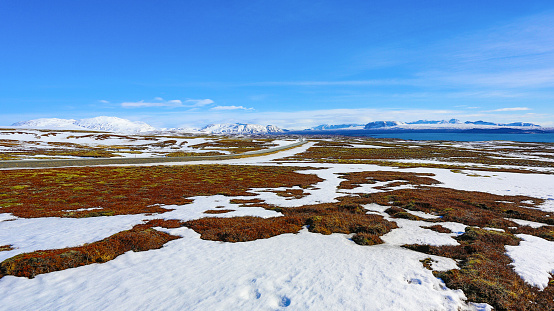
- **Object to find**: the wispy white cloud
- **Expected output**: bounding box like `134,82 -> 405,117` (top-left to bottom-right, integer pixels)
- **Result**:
210,105 -> 254,111
120,98 -> 214,108
121,99 -> 183,108
184,99 -> 214,107
490,107 -> 531,112
98,100 -> 110,104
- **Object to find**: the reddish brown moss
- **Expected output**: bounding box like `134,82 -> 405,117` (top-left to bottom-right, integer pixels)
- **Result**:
0,165 -> 322,218
203,209 -> 235,214
422,224 -> 452,233
338,171 -> 440,189
351,233 -> 384,245
185,199 -> 397,244
363,187 -> 549,228
0,245 -> 14,252
271,188 -> 309,199
404,227 -> 554,311
510,225 -> 554,241
185,216 -> 304,242
284,144 -> 554,169
0,220 -> 183,279
384,206 -> 424,221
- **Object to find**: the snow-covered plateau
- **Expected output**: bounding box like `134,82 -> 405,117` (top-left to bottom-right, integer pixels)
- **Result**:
1,131 -> 554,310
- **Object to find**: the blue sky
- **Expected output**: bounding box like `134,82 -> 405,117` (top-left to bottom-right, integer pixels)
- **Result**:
1,1 -> 553,129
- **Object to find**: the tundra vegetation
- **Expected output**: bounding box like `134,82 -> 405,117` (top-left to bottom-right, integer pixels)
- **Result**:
283,139 -> 554,174
1,131 -> 554,309
0,129 -> 284,160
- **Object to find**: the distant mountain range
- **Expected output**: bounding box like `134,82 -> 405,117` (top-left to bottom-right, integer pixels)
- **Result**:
199,123 -> 283,134
12,117 -> 157,133
10,116 -> 544,134
11,117 -> 283,135
362,120 -> 540,129
303,119 -> 541,132
407,119 -> 462,125
310,124 -> 365,131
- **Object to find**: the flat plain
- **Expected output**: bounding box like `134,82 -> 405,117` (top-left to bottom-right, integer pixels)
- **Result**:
1,128 -> 554,311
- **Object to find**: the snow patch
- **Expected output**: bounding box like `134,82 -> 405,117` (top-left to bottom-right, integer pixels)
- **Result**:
506,234 -> 554,290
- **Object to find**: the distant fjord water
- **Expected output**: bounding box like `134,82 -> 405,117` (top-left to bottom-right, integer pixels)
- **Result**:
288,128 -> 554,143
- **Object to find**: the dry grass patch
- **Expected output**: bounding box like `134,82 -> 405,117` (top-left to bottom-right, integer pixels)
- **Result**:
0,219 -> 183,279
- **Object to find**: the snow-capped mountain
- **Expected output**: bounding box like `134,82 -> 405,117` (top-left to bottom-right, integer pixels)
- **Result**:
361,120 -> 540,130
364,121 -> 406,129
73,116 -> 156,133
13,116 -> 157,133
310,124 -> 365,131
296,120 -> 543,132
11,118 -> 84,130
200,123 -> 283,134
408,119 -> 462,125
465,121 -> 540,127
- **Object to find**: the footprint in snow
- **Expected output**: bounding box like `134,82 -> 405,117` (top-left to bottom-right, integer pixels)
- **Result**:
279,296 -> 291,307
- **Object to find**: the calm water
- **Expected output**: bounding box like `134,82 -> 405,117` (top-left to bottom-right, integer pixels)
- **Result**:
365,132 -> 554,143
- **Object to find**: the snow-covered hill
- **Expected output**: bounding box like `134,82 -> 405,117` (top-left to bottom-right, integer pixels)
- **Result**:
200,123 -> 283,134
364,121 -> 406,129
73,116 -> 156,133
309,124 -> 365,131
13,117 -> 157,133
363,120 -> 541,130
407,119 -> 462,125
12,118 -> 83,130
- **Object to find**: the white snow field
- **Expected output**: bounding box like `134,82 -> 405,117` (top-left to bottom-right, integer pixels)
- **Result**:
1,132 -> 554,310
0,128 -> 297,160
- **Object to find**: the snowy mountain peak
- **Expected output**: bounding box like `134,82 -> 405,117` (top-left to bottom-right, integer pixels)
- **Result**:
407,119 -> 462,125
12,118 -> 81,130
364,121 -> 406,129
310,124 -> 364,131
74,116 -> 156,133
200,123 -> 283,134
12,116 -> 157,133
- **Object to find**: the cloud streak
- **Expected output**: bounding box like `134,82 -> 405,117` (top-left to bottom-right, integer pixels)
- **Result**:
120,98 -> 214,108
210,105 -> 254,111
490,107 -> 531,112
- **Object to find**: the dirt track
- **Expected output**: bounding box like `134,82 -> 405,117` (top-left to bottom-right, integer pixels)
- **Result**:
0,140 -> 306,169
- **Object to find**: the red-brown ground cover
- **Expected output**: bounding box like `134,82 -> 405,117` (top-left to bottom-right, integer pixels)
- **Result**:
363,187 -> 550,228
0,219 -> 182,279
0,165 -> 322,218
404,227 -> 554,311
0,245 -> 14,252
337,171 -> 440,189
185,198 -> 398,244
